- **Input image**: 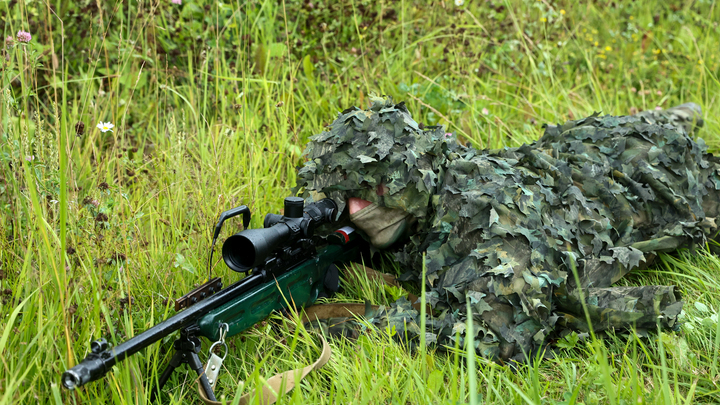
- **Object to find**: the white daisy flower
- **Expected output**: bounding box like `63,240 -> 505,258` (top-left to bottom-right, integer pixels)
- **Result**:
97,122 -> 114,132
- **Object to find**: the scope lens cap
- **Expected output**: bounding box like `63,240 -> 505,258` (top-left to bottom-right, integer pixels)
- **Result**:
284,197 -> 305,218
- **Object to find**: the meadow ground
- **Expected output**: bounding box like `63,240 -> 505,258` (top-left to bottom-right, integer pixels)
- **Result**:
1,0 -> 720,403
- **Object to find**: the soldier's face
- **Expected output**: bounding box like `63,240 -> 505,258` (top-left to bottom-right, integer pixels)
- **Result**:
348,197 -> 416,249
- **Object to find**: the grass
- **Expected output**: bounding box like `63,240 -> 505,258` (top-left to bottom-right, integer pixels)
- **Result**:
1,0 -> 720,403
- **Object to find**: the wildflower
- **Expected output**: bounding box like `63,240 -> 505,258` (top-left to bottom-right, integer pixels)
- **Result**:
171,0 -> 181,4
5,36 -> 13,46
97,122 -> 114,132
560,9 -> 566,15
605,46 -> 612,52
540,17 -> 547,22
16,30 -> 31,43
454,0 -> 464,5
655,107 -> 662,111
482,108 -> 489,115
25,155 -> 35,162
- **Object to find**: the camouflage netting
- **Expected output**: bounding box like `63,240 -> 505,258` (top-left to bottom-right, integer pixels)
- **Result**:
295,96 -> 720,361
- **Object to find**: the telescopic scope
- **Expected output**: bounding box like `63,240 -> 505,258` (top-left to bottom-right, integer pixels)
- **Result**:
222,197 -> 337,272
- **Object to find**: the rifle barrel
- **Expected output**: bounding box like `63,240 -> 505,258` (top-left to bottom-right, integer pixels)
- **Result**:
62,272 -> 263,389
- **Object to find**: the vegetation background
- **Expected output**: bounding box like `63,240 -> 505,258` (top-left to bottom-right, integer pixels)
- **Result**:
1,0 -> 720,403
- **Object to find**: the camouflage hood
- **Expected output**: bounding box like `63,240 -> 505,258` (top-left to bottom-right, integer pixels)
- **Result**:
294,96 -> 458,225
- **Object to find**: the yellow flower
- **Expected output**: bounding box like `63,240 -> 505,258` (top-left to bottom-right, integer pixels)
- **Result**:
541,17 -> 547,22
605,46 -> 612,52
594,41 -> 599,46
629,16 -> 634,20
698,59 -> 704,65
560,9 -> 566,15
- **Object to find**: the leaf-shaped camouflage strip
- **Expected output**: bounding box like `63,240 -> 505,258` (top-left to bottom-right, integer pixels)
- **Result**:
295,97 -> 720,362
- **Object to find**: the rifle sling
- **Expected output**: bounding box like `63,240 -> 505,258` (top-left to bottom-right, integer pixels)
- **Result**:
197,266 -> 424,404
197,331 -> 331,405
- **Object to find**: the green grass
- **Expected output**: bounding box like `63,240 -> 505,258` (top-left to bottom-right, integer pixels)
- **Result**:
1,0 -> 720,403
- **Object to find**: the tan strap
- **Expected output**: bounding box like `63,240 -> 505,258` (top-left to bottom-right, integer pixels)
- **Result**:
197,333 -> 332,405
301,302 -> 379,323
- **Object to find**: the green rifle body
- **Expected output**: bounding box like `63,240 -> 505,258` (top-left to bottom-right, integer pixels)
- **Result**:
199,239 -> 361,341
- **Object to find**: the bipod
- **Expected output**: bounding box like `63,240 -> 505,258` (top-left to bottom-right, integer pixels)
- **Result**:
149,325 -> 216,402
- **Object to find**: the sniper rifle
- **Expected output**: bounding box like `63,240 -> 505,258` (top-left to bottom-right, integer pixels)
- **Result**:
61,197 -> 362,402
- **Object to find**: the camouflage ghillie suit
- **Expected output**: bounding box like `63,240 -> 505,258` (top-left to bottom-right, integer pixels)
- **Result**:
295,97 -> 719,361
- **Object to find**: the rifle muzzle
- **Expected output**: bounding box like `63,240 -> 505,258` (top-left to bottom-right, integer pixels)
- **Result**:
62,356 -> 107,389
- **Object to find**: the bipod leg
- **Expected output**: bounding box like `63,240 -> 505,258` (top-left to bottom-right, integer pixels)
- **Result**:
188,350 -> 216,401
148,326 -> 216,403
149,349 -> 184,403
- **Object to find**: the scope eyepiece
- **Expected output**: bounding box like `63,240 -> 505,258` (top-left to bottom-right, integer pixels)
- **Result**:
222,198 -> 337,272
